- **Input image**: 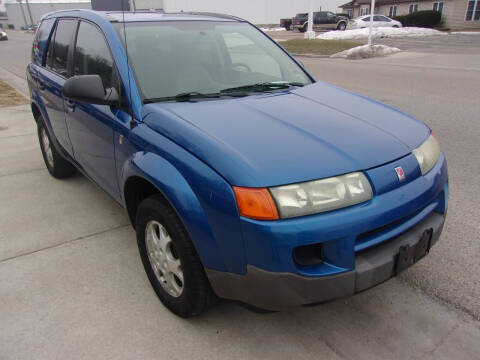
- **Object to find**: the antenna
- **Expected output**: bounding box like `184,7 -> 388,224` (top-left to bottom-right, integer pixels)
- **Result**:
121,0 -> 134,127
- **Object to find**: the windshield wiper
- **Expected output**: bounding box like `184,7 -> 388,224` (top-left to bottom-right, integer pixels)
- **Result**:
144,92 -> 222,103
220,81 -> 305,94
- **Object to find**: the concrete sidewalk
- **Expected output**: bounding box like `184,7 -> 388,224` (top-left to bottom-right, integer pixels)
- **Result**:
0,101 -> 479,360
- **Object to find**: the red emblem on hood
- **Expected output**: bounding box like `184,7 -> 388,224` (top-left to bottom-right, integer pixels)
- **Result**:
395,167 -> 406,182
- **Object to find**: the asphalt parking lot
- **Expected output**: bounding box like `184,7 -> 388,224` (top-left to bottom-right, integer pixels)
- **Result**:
1,30 -> 480,359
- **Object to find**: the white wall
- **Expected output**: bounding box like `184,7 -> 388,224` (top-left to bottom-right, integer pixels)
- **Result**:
163,0 -> 345,24
5,2 -> 90,29
132,0 -> 164,10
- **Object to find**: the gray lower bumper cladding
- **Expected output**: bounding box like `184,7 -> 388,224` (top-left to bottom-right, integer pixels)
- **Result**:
206,212 -> 445,311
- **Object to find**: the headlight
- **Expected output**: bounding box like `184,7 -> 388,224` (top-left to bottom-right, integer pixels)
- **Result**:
412,134 -> 440,175
270,172 -> 373,218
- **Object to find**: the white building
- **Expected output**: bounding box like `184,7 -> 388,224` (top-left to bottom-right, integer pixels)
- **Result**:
161,0 -> 345,24
4,1 -> 90,29
3,0 -> 346,29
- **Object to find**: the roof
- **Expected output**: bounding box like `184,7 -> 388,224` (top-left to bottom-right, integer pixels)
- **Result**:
341,0 -> 432,7
340,0 -> 372,7
42,9 -> 244,23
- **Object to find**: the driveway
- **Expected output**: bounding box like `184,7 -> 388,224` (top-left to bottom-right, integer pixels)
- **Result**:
1,30 -> 479,360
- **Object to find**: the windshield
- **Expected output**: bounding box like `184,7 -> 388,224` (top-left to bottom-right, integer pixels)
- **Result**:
115,21 -> 312,101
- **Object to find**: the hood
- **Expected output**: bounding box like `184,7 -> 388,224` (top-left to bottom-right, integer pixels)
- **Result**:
143,82 -> 429,187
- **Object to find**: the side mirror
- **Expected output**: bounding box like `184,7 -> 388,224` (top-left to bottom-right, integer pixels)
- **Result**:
62,74 -> 119,106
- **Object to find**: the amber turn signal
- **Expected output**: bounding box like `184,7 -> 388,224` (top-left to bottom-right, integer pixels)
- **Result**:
233,186 -> 279,220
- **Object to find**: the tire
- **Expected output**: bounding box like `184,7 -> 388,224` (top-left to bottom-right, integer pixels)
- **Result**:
136,194 -> 215,317
299,24 -> 307,33
392,25 -> 399,28
337,22 -> 347,31
37,116 -> 76,179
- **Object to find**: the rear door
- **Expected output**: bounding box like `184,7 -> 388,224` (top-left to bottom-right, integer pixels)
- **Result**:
314,12 -> 328,29
374,15 -> 392,27
64,20 -> 123,199
36,18 -> 77,155
325,12 -> 338,29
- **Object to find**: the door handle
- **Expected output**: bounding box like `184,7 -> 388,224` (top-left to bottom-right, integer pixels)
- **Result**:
66,99 -> 76,112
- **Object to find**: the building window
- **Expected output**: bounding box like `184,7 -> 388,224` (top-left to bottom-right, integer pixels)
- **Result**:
360,7 -> 370,15
433,1 -> 444,13
409,4 -> 419,13
347,9 -> 353,18
466,0 -> 480,20
389,5 -> 398,16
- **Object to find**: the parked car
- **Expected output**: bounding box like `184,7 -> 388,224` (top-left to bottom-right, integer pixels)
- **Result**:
0,30 -> 7,40
27,10 -> 448,317
280,17 -> 292,30
292,11 -> 349,32
347,15 -> 402,29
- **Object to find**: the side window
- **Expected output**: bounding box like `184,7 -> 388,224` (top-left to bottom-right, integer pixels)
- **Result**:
49,19 -> 77,77
32,18 -> 55,64
74,21 -> 114,89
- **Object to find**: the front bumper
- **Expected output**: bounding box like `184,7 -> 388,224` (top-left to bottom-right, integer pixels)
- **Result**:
207,211 -> 445,310
206,152 -> 448,310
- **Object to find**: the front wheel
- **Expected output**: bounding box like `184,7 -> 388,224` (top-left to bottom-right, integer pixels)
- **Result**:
392,25 -> 400,28
37,117 -> 76,179
337,22 -> 347,31
136,195 -> 215,317
299,24 -> 307,33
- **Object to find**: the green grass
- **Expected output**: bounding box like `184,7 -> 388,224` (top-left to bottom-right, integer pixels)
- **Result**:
280,39 -> 360,56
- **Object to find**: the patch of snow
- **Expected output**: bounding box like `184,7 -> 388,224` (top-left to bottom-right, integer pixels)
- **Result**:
450,31 -> 480,35
260,27 -> 286,32
317,27 -> 446,40
330,44 -> 401,59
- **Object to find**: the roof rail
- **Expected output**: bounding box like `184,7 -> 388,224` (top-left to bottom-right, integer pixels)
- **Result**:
177,12 -> 246,22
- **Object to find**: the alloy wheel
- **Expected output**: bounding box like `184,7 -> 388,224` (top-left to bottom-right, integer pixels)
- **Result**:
41,127 -> 54,168
145,220 -> 184,297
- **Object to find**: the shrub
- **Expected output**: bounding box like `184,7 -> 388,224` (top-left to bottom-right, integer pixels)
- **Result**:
394,10 -> 442,28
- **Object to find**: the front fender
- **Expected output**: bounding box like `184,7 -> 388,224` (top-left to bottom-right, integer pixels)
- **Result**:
121,150 -> 245,274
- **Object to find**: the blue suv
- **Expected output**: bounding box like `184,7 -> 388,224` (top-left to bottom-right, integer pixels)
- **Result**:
27,10 -> 448,317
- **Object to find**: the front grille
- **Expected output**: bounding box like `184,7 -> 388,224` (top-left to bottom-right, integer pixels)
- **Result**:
357,209 -> 421,242
355,198 -> 440,252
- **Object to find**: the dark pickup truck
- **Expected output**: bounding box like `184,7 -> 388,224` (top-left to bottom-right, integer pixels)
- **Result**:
292,11 -> 348,32
280,18 -> 292,30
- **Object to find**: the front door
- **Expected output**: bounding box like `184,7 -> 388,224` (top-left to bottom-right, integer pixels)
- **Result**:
64,20 -> 123,199
38,18 -> 77,156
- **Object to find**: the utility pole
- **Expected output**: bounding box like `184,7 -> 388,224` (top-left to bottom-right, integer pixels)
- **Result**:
368,0 -> 376,46
25,0 -> 34,27
130,0 -> 137,11
17,0 -> 28,29
304,0 -> 315,40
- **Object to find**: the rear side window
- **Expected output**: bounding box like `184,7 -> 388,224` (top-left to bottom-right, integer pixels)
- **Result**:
48,19 -> 77,77
73,21 -> 114,88
32,18 -> 55,65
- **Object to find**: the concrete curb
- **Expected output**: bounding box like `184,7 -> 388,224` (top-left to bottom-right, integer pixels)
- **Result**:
0,66 -> 28,98
291,53 -> 331,58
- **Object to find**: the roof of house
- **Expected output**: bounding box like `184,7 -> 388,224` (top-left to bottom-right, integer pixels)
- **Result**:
341,0 -> 432,7
340,0 -> 371,8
